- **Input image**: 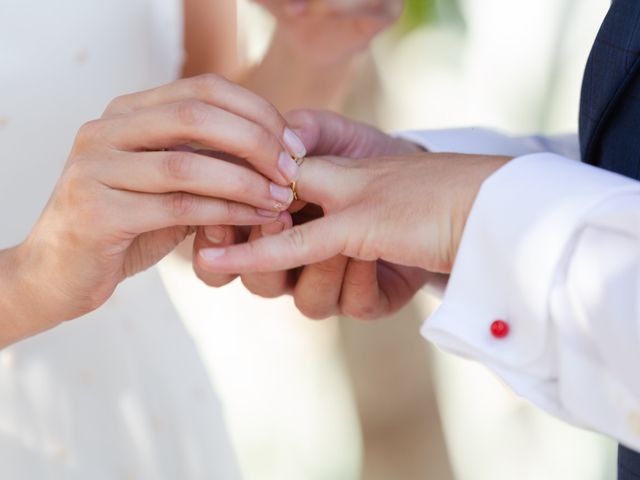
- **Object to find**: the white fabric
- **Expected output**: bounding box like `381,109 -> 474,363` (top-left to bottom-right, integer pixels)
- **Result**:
399,128 -> 640,451
0,1 -> 241,478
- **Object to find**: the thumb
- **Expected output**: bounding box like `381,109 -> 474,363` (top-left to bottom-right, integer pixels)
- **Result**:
195,214 -> 348,274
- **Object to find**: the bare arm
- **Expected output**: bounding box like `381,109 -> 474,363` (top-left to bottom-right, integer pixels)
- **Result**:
181,0 -> 401,112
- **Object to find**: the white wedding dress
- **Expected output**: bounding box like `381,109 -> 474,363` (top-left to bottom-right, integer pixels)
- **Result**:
0,1 -> 241,478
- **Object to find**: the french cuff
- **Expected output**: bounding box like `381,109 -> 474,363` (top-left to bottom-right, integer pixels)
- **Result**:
423,153 -> 640,377
396,128 -> 555,157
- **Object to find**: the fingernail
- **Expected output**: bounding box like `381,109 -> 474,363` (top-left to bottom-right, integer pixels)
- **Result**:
270,182 -> 293,206
283,128 -> 307,159
261,221 -> 285,237
204,225 -> 227,244
257,208 -> 281,218
199,248 -> 226,262
278,151 -> 299,183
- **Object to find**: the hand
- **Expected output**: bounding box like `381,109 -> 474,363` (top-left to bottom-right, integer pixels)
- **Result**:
194,110 -> 435,320
4,74 -> 306,343
196,148 -> 510,302
253,0 -> 405,66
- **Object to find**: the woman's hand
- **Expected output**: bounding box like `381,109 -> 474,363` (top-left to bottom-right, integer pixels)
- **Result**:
1,74 -> 306,345
196,118 -> 509,317
253,0 -> 405,66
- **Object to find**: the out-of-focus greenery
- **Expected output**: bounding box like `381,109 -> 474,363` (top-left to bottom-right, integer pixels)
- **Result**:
398,0 -> 464,34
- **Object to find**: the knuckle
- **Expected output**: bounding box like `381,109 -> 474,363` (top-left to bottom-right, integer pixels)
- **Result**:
166,192 -> 197,218
175,99 -> 208,126
233,175 -> 258,201
286,109 -> 315,129
286,225 -> 307,252
219,200 -> 239,223
247,125 -> 276,155
163,151 -> 194,181
75,119 -> 104,146
241,275 -> 268,297
104,94 -> 129,115
193,73 -> 224,94
294,297 -> 333,320
257,101 -> 282,128
241,273 -> 287,299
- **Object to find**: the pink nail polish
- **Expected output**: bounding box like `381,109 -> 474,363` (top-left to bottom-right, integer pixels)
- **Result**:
283,128 -> 307,159
278,151 -> 299,183
200,248 -> 226,262
270,182 -> 293,205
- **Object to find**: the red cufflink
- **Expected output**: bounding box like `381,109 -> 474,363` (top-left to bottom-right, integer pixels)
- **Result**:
490,320 -> 510,339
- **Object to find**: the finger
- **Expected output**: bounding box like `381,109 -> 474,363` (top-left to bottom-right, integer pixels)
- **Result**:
95,150 -> 294,212
284,109 -> 398,159
112,190 -> 280,235
339,259 -> 388,320
196,215 -> 347,274
240,215 -> 294,298
103,74 -> 307,159
289,156 -> 357,209
293,255 -> 348,320
376,262 -> 430,314
91,100 -> 300,185
193,225 -> 238,287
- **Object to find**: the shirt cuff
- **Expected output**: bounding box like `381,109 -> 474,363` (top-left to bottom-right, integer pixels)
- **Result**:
397,128 -> 579,158
423,153 -> 640,413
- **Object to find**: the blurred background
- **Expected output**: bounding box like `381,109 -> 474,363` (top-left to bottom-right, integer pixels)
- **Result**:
160,0 -> 616,478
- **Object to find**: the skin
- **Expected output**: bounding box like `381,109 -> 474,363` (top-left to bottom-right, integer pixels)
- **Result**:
0,0 -> 404,345
182,0 -> 407,300
194,110 -> 510,320
185,0 -> 405,111
0,75 -> 303,348
180,0 -> 405,269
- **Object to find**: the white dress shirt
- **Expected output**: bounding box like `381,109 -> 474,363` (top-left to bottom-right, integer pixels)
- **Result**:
399,128 -> 640,452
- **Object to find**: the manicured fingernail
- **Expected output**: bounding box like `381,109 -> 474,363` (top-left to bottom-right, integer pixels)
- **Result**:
261,221 -> 285,237
270,182 -> 293,206
257,208 -> 281,218
204,225 -> 227,244
278,151 -> 299,183
283,128 -> 307,159
200,248 -> 226,262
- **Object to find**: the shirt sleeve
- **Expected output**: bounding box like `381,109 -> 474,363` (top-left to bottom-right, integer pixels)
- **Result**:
398,128 -> 640,450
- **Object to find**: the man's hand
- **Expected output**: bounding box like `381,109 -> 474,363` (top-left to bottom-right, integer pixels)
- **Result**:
193,111 -> 454,321
192,111 -> 510,322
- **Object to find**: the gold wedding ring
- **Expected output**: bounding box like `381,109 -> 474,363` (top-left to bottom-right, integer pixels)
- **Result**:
290,156 -> 305,201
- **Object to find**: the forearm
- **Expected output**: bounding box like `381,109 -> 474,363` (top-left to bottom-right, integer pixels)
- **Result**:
239,27 -> 359,112
0,245 -> 53,348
